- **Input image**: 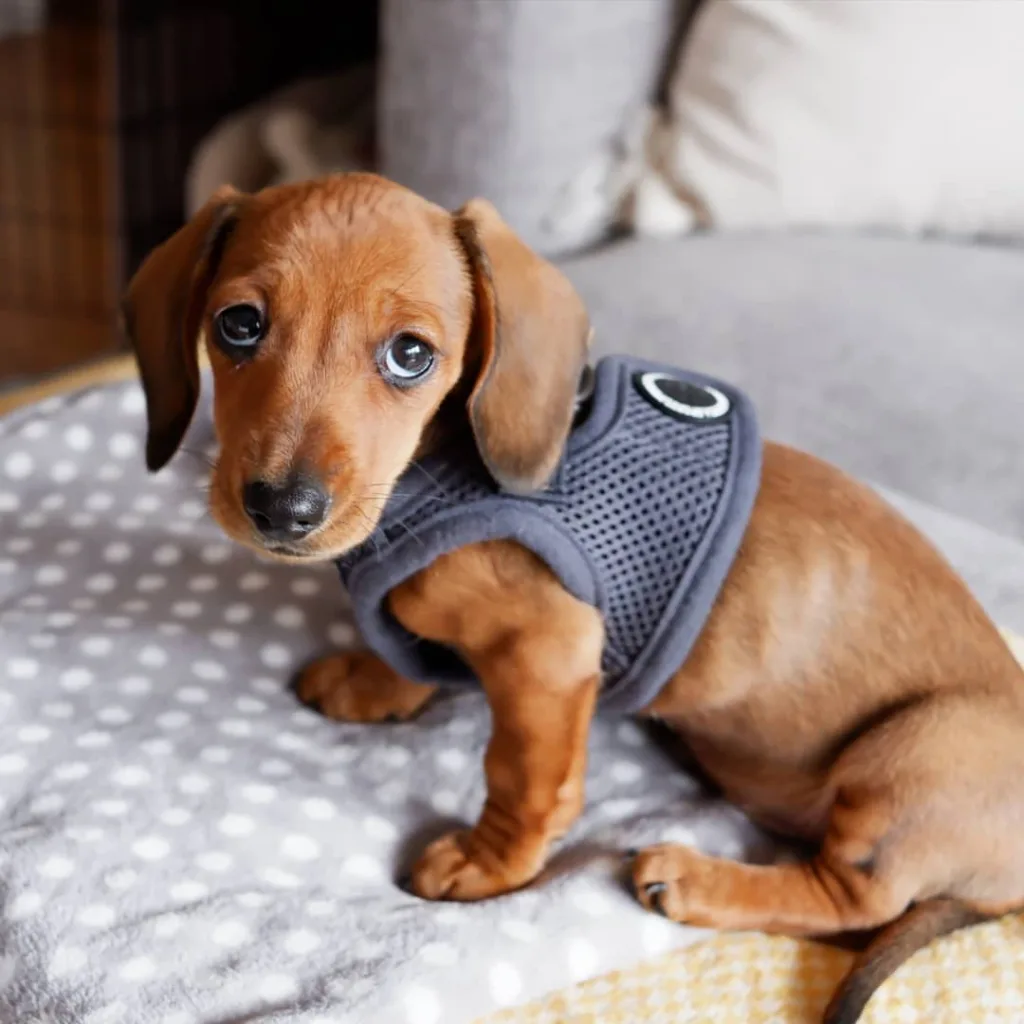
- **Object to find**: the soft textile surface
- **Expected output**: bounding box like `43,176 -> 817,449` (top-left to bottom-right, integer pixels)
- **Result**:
2,378 -> 1022,1023
378,0 -> 677,255
0,379 -> 771,1023
632,0 -> 1024,239
481,907 -> 1024,1024
562,233 -> 1024,550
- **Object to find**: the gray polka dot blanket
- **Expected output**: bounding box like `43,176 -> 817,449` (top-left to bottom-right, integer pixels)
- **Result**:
0,376 -> 777,1023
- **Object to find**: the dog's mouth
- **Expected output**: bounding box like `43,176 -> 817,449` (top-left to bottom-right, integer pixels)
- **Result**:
236,508 -> 380,565
263,542 -> 318,560
239,530 -> 350,565
253,529 -> 368,564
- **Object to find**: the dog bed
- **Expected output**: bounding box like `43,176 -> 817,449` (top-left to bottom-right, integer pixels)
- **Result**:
0,365 -> 774,1023
1,362 -> 1021,1023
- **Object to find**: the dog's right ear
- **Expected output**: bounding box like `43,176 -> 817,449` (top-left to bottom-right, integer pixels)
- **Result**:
454,198 -> 591,494
121,185 -> 241,472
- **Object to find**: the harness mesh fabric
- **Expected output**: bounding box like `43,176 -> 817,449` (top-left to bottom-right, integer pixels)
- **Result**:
559,406 -> 731,679
337,356 -> 761,713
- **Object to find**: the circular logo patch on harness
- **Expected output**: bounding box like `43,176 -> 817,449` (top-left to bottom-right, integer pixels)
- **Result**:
633,371 -> 731,423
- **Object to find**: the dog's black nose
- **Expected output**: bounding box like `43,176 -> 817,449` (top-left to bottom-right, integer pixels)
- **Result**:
243,478 -> 329,542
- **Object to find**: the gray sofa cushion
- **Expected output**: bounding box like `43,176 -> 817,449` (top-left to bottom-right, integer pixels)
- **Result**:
880,488 -> 1024,635
378,0 -> 676,254
561,233 -> 1024,542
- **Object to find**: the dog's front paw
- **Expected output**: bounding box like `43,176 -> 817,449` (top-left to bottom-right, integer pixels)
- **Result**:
295,651 -> 437,723
631,844 -> 721,926
407,829 -> 542,902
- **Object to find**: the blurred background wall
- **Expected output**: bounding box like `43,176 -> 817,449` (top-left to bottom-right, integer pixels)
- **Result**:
0,0 -> 377,382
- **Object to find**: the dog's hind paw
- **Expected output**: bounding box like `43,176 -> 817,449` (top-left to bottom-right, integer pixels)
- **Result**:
631,844 -> 724,926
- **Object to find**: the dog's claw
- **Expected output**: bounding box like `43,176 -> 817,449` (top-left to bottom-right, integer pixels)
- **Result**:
643,880 -> 668,914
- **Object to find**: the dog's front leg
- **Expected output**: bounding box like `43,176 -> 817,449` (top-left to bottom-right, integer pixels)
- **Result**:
409,634 -> 600,901
394,543 -> 604,901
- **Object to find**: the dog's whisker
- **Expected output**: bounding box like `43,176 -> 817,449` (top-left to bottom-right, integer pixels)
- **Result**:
408,460 -> 451,496
350,504 -> 384,556
179,447 -> 216,469
387,261 -> 428,303
390,516 -> 425,547
359,487 -> 442,503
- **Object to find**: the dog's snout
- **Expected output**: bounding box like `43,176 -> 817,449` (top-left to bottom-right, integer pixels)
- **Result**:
242,478 -> 330,542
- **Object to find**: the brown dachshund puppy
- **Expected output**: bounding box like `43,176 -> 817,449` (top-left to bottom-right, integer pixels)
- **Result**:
123,173 -> 1024,1024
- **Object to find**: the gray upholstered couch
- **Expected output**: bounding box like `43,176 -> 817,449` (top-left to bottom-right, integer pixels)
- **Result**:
377,0 -> 1024,631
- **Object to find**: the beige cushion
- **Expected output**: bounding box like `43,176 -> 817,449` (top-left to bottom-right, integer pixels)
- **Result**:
633,0 -> 1024,238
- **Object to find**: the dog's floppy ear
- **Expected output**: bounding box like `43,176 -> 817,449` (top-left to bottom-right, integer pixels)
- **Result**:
121,185 -> 240,472
454,198 -> 591,494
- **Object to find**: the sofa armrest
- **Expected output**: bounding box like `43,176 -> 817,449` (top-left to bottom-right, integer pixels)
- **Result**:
378,0 -> 676,254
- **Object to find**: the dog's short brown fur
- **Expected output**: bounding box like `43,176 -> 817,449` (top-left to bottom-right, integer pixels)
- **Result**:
123,173 -> 1024,1023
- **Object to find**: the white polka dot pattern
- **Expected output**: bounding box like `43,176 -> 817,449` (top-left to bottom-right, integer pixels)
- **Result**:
0,379 -> 770,1023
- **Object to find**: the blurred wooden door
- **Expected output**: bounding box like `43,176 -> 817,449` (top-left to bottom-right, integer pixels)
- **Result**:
0,0 -> 121,381
0,0 -> 377,385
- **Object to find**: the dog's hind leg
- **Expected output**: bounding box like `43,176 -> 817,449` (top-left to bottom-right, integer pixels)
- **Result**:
633,691 -> 1024,1019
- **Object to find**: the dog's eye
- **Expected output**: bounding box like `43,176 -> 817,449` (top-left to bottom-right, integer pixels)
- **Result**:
215,304 -> 264,351
380,334 -> 435,384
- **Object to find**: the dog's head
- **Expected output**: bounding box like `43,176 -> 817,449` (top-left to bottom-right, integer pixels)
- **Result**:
122,174 -> 590,562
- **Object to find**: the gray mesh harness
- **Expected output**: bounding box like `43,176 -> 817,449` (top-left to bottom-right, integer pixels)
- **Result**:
336,356 -> 761,714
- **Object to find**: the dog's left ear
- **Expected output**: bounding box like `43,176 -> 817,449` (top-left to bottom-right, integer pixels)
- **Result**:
121,185 -> 241,472
454,198 -> 591,494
